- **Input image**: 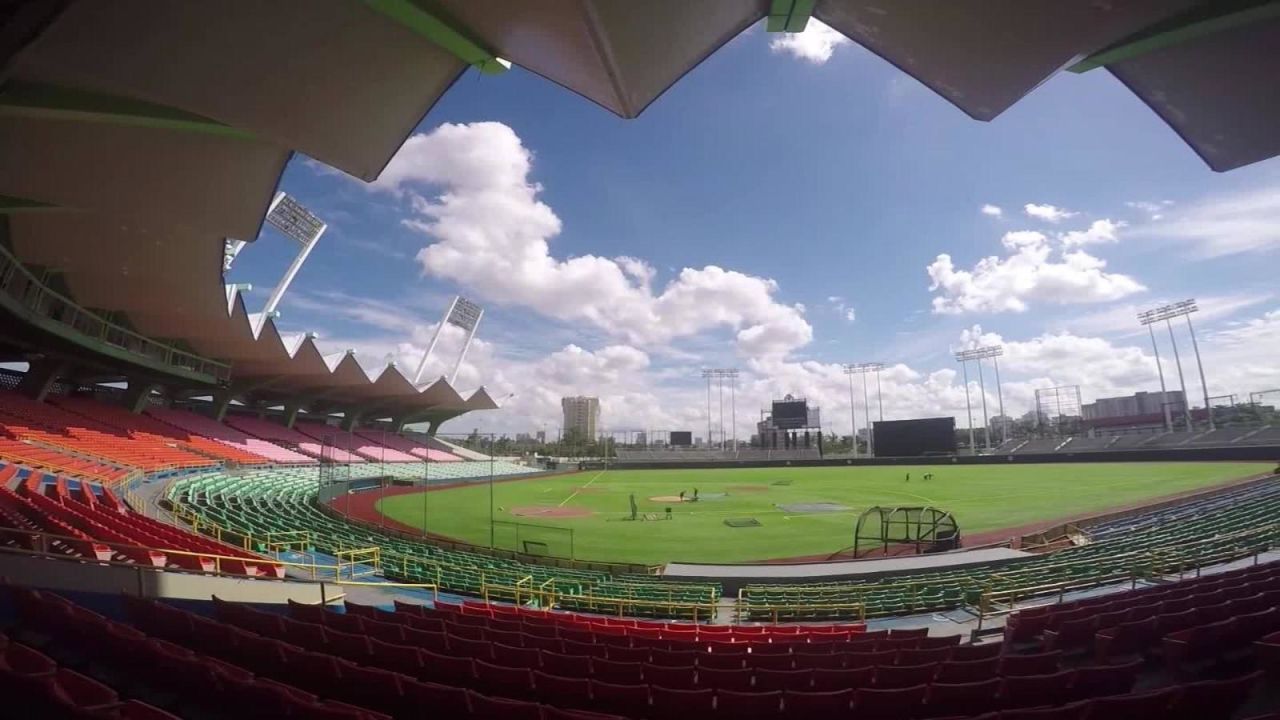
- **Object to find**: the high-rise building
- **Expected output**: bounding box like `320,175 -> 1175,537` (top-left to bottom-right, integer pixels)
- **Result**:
561,396 -> 600,439
1083,390 -> 1185,420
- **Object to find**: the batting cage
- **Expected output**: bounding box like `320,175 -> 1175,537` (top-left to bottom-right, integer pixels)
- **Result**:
853,506 -> 961,558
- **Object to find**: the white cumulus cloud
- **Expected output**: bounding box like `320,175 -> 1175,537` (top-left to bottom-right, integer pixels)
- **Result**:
927,230 -> 1146,314
1060,219 -> 1124,247
1024,203 -> 1078,223
981,204 -> 1003,218
768,19 -> 850,65
372,122 -> 813,359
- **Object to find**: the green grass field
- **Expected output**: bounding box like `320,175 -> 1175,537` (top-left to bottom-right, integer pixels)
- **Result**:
375,462 -> 1267,565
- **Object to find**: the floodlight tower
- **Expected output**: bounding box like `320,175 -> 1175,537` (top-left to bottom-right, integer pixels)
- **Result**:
953,350 -> 976,453
844,364 -> 884,455
228,192 -> 327,336
412,296 -> 484,386
1139,300 -> 1210,431
702,369 -> 739,451
955,346 -> 1004,449
841,364 -> 859,459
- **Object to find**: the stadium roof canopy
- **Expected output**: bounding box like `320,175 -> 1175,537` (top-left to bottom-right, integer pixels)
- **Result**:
0,0 -> 1276,423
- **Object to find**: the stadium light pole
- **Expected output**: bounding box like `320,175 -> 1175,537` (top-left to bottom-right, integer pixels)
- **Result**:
702,369 -> 739,452
1140,301 -> 1200,431
993,354 -> 1007,445
956,347 -> 1002,450
1138,308 -> 1174,432
842,365 -> 859,459
254,193 -> 327,337
1180,302 -> 1214,431
844,363 -> 884,456
955,353 -> 975,453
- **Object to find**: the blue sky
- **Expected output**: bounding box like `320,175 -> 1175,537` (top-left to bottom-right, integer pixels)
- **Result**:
227,22 -> 1280,438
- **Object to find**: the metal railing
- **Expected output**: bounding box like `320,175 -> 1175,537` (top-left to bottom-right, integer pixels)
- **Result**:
480,581 -> 721,623
0,243 -> 230,383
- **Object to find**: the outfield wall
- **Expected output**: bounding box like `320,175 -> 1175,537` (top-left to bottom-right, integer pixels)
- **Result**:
604,444 -> 1280,470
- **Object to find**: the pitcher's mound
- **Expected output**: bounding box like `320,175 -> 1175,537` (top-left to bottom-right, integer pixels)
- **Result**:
649,495 -> 687,503
510,506 -> 592,519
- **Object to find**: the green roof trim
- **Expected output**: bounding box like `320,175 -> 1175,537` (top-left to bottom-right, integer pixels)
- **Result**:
0,195 -> 62,213
1069,0 -> 1280,73
0,80 -> 255,139
767,0 -> 816,33
364,0 -> 509,75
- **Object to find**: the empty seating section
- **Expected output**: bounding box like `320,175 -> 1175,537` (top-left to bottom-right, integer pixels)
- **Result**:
0,472 -> 282,577
354,428 -> 463,462
1011,439 -> 1063,454
1002,560 -> 1280,670
225,415 -> 364,462
0,392 -> 213,471
0,435 -> 130,484
145,406 -> 317,464
10,588 -> 1266,720
305,426 -> 419,463
168,469 -> 720,617
743,480 -> 1280,620
48,395 -> 269,465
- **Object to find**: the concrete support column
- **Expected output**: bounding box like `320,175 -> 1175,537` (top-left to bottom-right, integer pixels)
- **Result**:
282,404 -> 300,429
212,390 -> 235,422
340,412 -> 362,432
17,358 -> 70,402
123,381 -> 159,414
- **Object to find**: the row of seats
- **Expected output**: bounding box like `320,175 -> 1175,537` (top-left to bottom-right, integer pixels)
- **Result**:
0,471 -> 281,577
0,632 -> 177,720
217,596 -> 1266,720
49,396 -> 268,466
13,589 -> 388,719
1004,560 -> 1280,664
0,392 -> 213,471
423,598 -> 869,643
169,468 -> 717,615
297,601 -> 990,676
144,405 -> 317,464
742,478 -> 1280,618
0,440 -> 131,484
355,429 -> 463,461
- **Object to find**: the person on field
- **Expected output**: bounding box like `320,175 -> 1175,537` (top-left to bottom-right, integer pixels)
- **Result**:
679,490 -> 686,502
629,493 -> 638,521
905,472 -> 910,483
693,488 -> 699,502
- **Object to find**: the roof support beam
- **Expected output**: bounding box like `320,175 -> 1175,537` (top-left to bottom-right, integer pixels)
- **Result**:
1069,1 -> 1280,73
0,80 -> 255,139
363,0 -> 509,74
766,0 -> 815,33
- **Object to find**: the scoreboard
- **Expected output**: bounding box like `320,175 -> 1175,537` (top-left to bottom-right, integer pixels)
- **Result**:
669,431 -> 693,447
772,399 -> 810,429
873,417 -> 957,457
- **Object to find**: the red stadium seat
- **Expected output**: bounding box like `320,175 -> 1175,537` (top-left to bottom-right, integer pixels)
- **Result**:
853,684 -> 928,720
921,678 -> 1001,718
1000,670 -> 1076,710
875,662 -> 938,689
812,666 -> 874,692
782,689 -> 853,719
935,657 -> 999,683
533,671 -> 593,710
1084,687 -> 1180,720
716,689 -> 782,719
755,668 -> 813,693
589,680 -> 649,717
650,686 -> 713,716
1166,671 -> 1262,720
